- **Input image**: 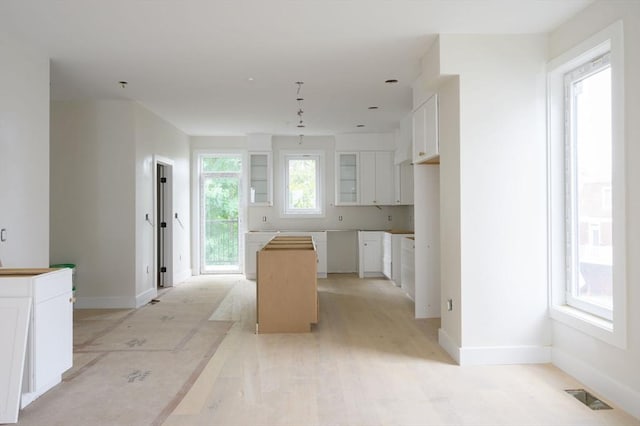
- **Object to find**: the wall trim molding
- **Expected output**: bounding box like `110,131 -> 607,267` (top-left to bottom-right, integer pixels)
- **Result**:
74,296 -> 136,309
438,328 -> 460,364
459,344 -> 551,365
438,329 -> 551,365
174,268 -> 192,285
135,287 -> 157,308
552,347 -> 640,420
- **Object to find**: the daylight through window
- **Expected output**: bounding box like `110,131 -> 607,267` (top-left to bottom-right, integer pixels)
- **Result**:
564,54 -> 613,320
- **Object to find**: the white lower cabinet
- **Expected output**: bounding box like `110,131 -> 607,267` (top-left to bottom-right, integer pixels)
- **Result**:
401,237 -> 415,300
358,231 -> 384,278
382,233 -> 392,280
0,268 -> 73,412
245,231 -> 327,279
244,233 -> 277,280
383,232 -> 415,287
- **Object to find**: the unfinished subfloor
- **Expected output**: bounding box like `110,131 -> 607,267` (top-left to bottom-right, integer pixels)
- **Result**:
15,274 -> 640,426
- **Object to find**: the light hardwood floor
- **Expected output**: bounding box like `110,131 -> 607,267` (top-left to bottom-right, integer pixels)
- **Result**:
163,274 -> 638,426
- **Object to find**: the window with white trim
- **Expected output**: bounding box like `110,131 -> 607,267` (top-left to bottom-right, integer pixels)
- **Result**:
282,152 -> 324,216
547,21 -> 626,348
564,53 -> 613,320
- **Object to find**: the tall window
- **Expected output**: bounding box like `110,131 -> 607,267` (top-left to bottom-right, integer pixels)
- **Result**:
564,54 -> 613,320
547,21 -> 625,348
283,153 -> 323,216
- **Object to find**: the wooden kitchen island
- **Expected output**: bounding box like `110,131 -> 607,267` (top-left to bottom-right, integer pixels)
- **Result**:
256,236 -> 318,333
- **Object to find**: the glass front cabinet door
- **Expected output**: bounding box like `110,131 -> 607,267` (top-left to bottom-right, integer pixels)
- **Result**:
249,152 -> 272,206
335,152 -> 359,205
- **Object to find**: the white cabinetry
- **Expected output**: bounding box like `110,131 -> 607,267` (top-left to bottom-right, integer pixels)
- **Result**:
382,233 -> 392,279
358,231 -> 384,278
360,151 -> 394,205
335,152 -> 359,205
244,232 -> 276,279
401,237 -> 415,300
394,162 -> 414,205
412,94 -> 439,164
0,268 -> 73,410
248,152 -> 272,205
383,232 -> 415,286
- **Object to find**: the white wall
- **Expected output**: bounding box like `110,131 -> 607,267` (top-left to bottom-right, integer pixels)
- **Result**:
51,100 -> 136,307
548,1 -> 640,418
51,100 -> 189,308
134,103 -> 190,300
433,35 -> 550,364
0,33 -> 50,267
437,76 -> 462,349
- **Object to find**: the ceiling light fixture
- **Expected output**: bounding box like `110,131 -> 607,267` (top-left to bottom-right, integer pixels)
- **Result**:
295,81 -> 306,129
118,81 -> 128,88
384,79 -> 398,84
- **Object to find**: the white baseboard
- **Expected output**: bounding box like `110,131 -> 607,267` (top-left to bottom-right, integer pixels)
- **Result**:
74,296 -> 136,309
135,287 -> 157,308
174,268 -> 192,284
552,347 -> 640,419
438,328 -> 460,364
437,328 -> 551,365
460,344 -> 551,365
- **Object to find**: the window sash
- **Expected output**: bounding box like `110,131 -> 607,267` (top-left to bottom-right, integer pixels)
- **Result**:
284,154 -> 321,215
563,53 -> 613,321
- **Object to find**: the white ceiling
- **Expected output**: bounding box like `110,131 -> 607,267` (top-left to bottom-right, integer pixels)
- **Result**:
0,0 -> 592,136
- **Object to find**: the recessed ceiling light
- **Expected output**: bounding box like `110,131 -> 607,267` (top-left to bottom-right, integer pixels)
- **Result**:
368,106 -> 379,110
385,79 -> 398,84
248,77 -> 254,81
356,124 -> 365,128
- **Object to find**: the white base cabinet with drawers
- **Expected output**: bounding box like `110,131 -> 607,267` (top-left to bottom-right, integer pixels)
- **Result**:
358,231 -> 384,278
383,232 -> 414,287
400,237 -> 415,300
0,268 -> 73,414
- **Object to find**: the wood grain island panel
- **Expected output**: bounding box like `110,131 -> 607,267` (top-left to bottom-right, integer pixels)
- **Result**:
256,236 -> 318,333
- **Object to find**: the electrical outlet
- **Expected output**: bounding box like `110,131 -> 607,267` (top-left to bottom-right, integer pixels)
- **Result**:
262,216 -> 267,222
447,299 -> 453,311
388,215 -> 392,221
338,215 -> 343,221
146,265 -> 150,274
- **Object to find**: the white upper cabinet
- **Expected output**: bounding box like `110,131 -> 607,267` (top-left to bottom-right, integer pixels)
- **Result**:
249,152 -> 272,206
394,162 -> 414,205
412,93 -> 439,164
360,151 -> 394,205
335,152 -> 359,205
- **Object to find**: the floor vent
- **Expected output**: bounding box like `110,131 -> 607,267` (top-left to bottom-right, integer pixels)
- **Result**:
565,389 -> 612,410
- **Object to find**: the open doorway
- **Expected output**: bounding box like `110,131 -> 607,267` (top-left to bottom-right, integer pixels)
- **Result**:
200,154 -> 242,273
156,161 -> 173,288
